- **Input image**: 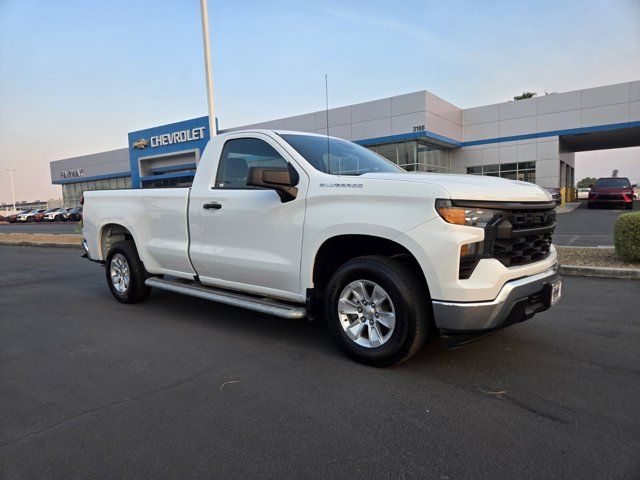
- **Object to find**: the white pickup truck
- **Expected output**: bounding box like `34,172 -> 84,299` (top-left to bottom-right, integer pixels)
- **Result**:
83,130 -> 562,366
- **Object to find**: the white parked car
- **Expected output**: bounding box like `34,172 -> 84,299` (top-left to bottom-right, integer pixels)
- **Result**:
16,209 -> 44,222
577,188 -> 590,200
43,207 -> 63,221
82,130 -> 562,366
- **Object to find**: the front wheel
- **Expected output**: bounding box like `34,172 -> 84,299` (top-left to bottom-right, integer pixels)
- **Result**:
324,256 -> 430,367
105,240 -> 151,303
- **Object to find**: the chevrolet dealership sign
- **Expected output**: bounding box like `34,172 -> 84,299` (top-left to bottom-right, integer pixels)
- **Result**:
133,127 -> 207,150
151,127 -> 206,147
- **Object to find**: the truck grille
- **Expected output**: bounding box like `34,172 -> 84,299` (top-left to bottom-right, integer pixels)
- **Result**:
509,209 -> 556,229
493,231 -> 553,266
452,201 -> 557,279
492,208 -> 555,268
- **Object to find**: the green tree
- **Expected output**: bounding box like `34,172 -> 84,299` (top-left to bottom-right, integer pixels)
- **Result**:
577,176 -> 597,188
514,92 -> 537,100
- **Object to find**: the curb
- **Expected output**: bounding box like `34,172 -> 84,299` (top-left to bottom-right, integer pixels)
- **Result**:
0,241 -> 82,249
559,264 -> 640,280
556,202 -> 582,214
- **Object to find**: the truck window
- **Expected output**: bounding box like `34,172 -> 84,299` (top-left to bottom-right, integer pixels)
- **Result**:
280,133 -> 403,175
216,138 -> 288,189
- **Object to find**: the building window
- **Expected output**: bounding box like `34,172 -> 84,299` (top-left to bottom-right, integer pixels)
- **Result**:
61,176 -> 131,208
467,161 -> 536,183
374,144 -> 398,165
367,140 -> 451,173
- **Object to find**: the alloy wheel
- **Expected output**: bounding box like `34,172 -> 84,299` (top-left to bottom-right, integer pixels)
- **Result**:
109,253 -> 130,294
337,280 -> 396,348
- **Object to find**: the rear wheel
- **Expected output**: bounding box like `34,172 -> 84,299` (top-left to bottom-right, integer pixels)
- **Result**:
324,255 -> 430,367
105,240 -> 151,303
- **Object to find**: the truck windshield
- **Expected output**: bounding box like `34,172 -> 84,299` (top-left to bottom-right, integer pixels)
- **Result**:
594,178 -> 631,188
280,134 -> 404,175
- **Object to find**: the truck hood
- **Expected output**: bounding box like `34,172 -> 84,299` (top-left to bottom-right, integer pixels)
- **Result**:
362,172 -> 553,202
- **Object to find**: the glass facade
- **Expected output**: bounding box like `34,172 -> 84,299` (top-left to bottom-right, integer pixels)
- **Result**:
62,176 -> 132,207
366,140 -> 451,172
467,161 -> 536,183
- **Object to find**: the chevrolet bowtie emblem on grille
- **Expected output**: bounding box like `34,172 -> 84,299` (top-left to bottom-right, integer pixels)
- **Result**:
133,138 -> 149,150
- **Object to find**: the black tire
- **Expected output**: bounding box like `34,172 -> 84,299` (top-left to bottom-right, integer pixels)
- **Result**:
105,240 -> 151,304
587,203 -> 594,209
625,203 -> 633,210
324,255 -> 430,367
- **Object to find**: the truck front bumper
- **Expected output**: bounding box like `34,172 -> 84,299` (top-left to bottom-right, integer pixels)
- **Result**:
432,263 -> 561,334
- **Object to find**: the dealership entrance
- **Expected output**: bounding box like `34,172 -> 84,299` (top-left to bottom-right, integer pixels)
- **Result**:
128,116 -> 211,189
137,150 -> 200,189
561,125 -> 640,200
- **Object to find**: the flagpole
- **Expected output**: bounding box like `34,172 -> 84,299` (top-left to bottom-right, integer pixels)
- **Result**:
200,0 -> 216,137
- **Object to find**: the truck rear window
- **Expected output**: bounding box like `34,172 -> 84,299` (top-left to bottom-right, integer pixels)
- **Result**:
280,134 -> 403,176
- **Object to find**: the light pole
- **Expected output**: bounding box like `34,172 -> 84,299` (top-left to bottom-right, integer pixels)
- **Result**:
5,169 -> 16,214
200,0 -> 216,138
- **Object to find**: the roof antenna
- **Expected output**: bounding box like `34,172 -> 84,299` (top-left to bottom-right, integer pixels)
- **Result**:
325,74 -> 331,171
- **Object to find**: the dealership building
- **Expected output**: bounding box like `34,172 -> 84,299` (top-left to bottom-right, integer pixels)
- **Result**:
50,80 -> 640,207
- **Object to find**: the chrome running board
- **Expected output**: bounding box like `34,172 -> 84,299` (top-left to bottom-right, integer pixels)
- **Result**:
145,277 -> 307,319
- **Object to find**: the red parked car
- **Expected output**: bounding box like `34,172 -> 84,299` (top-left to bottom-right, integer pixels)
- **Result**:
588,177 -> 636,210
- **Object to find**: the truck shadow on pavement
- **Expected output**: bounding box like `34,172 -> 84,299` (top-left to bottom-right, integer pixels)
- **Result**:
140,285 -> 552,374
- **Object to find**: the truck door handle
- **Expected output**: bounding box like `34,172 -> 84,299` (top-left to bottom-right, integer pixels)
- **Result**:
203,202 -> 222,210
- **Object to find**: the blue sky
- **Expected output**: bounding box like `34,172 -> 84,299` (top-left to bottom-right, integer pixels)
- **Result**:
1,0 -> 639,202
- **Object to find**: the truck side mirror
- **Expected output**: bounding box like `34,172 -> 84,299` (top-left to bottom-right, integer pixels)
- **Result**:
247,165 -> 299,202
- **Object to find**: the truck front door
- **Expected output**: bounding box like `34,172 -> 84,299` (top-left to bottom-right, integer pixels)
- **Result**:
188,133 -> 308,301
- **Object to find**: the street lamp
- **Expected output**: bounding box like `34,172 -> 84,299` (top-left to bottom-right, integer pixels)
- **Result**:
200,0 -> 216,138
5,169 -> 16,214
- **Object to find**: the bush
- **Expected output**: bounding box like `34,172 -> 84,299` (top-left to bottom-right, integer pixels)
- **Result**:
614,211 -> 640,262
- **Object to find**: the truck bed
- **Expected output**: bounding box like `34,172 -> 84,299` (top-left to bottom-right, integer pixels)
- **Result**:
83,188 -> 195,277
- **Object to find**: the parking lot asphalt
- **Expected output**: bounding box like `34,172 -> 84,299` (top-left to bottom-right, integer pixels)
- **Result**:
0,222 -> 80,234
554,200 -> 638,246
1,245 -> 639,479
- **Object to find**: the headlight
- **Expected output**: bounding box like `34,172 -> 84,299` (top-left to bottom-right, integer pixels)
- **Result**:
435,199 -> 500,228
